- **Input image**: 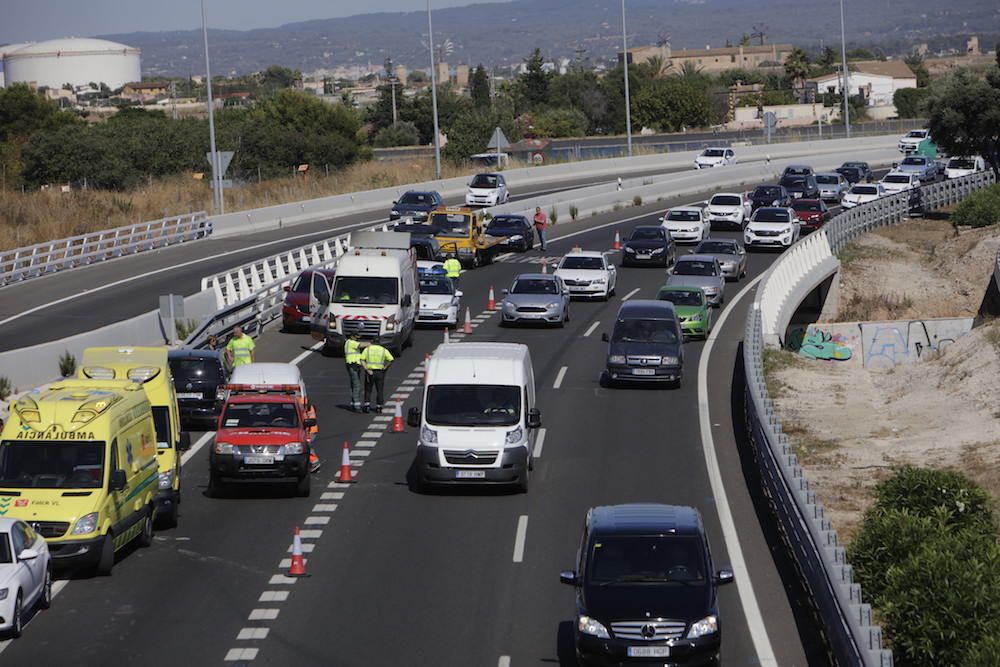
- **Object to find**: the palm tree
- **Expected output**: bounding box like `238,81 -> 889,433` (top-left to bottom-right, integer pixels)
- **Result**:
677,61 -> 704,82
784,47 -> 811,92
644,55 -> 673,79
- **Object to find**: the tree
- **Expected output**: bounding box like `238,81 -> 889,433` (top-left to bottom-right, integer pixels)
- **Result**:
442,109 -> 520,163
531,108 -> 589,138
549,70 -> 609,134
643,55 -> 672,79
372,121 -> 420,148
258,65 -> 301,93
632,78 -> 714,132
925,67 -> 1000,178
784,47 -> 811,90
515,48 -> 551,112
739,33 -> 751,47
816,46 -> 838,69
903,54 -> 931,88
893,87 -> 931,118
0,84 -> 79,143
470,64 -> 491,109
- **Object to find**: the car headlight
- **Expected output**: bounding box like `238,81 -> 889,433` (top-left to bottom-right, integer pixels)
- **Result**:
438,302 -> 451,311
216,387 -> 227,402
158,471 -> 174,490
689,314 -> 702,322
0,588 -> 7,601
391,209 -> 399,216
72,512 -> 100,536
608,355 -> 626,364
214,441 -> 236,455
687,615 -> 719,638
420,425 -> 438,445
578,615 -> 611,639
546,302 -> 561,309
282,442 -> 305,455
661,356 -> 679,366
650,247 -> 663,254
386,320 -> 396,331
592,277 -> 606,284
704,287 -> 719,294
505,426 -> 524,445
509,234 -> 523,241
624,246 -> 636,253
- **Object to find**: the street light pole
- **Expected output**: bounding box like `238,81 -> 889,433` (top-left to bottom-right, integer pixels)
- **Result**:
621,0 -> 633,157
427,0 -> 442,180
839,0 -> 851,138
201,0 -> 224,214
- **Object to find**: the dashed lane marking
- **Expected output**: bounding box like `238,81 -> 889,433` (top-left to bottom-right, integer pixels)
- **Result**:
304,516 -> 330,526
533,428 -> 547,458
553,366 -> 568,389
583,321 -> 601,337
248,609 -> 279,621
238,628 -> 269,640
268,575 -> 297,585
498,657 -> 511,667
311,504 -> 338,512
321,492 -> 345,500
512,515 -> 529,563
621,287 -> 641,301
225,648 -> 259,661
258,591 -> 289,602
355,440 -> 377,448
290,340 -> 324,367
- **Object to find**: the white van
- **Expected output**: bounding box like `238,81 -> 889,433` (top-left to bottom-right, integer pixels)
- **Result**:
945,155 -> 986,179
310,231 -> 418,355
407,343 -> 541,493
229,363 -> 308,401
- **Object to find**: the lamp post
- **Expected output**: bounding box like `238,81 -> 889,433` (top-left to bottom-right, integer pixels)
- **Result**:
621,0 -> 633,157
427,0 -> 442,180
839,0 -> 851,138
201,0 -> 223,214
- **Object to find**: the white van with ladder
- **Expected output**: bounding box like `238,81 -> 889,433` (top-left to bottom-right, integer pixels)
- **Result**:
310,231 -> 418,355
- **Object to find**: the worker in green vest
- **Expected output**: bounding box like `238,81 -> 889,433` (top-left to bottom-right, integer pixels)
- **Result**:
443,253 -> 462,289
225,326 -> 255,368
343,332 -> 368,413
360,342 -> 395,413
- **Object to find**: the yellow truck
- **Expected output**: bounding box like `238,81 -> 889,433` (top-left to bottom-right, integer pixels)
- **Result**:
426,207 -> 502,268
79,347 -> 188,527
0,380 -> 159,575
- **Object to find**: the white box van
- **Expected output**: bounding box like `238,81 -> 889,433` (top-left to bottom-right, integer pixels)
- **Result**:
407,343 -> 541,492
945,155 -> 986,179
310,231 -> 418,355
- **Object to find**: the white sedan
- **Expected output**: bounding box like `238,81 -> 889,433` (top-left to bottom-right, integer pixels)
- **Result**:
660,206 -> 711,243
842,183 -> 886,209
554,250 -> 617,300
0,518 -> 52,638
694,147 -> 736,169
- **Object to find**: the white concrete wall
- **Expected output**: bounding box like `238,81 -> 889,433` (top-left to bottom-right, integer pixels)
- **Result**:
813,73 -> 917,107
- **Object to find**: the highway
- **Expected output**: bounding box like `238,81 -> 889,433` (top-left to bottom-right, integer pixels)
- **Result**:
0,187 -> 841,666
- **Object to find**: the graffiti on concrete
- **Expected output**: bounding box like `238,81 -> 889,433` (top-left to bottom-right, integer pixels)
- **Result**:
861,317 -> 973,369
795,327 -> 854,361
863,325 -> 909,369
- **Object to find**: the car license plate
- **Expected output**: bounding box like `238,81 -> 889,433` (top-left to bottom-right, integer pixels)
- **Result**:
176,392 -> 202,399
301,316 -> 312,323
636,254 -> 651,260
243,455 -> 274,465
455,470 -> 486,479
632,368 -> 656,376
627,646 -> 671,658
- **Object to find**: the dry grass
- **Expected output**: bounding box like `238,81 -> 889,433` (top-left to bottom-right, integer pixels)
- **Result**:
0,159 -> 474,251
873,218 -> 956,259
762,347 -> 803,398
839,292 -> 915,321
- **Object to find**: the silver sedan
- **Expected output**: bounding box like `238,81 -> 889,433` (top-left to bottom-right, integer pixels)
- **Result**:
692,239 -> 747,281
500,273 -> 571,327
664,254 -> 726,307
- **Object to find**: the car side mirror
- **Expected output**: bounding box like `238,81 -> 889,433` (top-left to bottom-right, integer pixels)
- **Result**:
455,290 -> 464,297
392,200 -> 398,205
110,469 -> 127,492
407,407 -> 422,427
601,333 -> 610,342
17,548 -> 38,561
179,431 -> 192,451
527,408 -> 542,429
560,570 -> 579,586
402,294 -> 412,307
304,418 -> 317,429
283,285 -> 291,292
716,569 -> 734,585
501,288 -> 509,296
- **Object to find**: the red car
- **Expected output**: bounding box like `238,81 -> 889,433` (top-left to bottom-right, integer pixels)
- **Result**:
791,199 -> 831,233
282,268 -> 337,332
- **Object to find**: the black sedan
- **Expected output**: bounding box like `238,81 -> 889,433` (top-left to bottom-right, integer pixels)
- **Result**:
392,222 -> 443,260
389,190 -> 444,222
837,162 -> 873,184
621,225 -> 676,267
486,215 -> 535,252
779,173 -> 820,200
750,184 -> 792,210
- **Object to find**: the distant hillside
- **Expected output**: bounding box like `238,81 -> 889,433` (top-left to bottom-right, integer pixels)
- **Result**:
100,0 -> 1000,77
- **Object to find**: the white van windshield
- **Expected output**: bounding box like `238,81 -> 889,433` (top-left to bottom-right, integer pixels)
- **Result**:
0,440 -> 106,489
333,276 -> 399,305
426,385 -> 520,426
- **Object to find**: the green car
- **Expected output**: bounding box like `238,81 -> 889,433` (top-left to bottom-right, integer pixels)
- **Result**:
656,286 -> 712,339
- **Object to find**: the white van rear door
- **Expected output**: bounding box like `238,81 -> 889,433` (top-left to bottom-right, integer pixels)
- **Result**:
308,272 -> 332,339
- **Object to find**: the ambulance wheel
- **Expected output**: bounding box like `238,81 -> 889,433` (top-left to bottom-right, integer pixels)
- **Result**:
137,509 -> 154,548
295,474 -> 311,498
95,534 -> 115,576
159,503 -> 178,530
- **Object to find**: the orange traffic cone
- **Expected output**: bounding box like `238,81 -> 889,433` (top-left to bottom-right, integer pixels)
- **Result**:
288,527 -> 307,576
337,441 -> 353,483
487,286 -> 496,311
392,399 -> 405,433
613,231 -> 621,250
463,307 -> 473,334
443,327 -> 450,344
541,259 -> 548,274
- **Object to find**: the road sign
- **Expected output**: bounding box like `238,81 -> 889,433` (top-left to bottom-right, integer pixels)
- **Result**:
211,179 -> 234,189
486,128 -> 509,151
762,112 -> 777,129
205,151 -> 235,176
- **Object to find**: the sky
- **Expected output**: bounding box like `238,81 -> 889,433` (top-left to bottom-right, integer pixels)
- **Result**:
1,0 -> 503,44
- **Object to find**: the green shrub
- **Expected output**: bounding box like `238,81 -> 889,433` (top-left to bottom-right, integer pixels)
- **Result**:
849,509 -> 941,601
372,121 -> 420,148
0,376 -> 11,401
58,350 -> 76,378
873,465 -> 995,534
569,205 -> 579,220
952,184 -> 1000,229
632,195 -> 643,207
965,632 -> 1000,667
549,207 -> 558,224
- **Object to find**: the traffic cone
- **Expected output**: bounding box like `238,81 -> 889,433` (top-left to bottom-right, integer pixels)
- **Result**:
337,441 -> 353,483
613,230 -> 621,250
443,327 -> 450,344
392,399 -> 405,433
288,527 -> 307,576
463,307 -> 473,334
541,259 -> 548,274
487,286 -> 496,311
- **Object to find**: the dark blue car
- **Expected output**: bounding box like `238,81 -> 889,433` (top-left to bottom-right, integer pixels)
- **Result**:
389,190 -> 444,221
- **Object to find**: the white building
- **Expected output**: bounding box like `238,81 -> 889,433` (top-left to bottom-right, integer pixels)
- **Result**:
808,60 -> 916,107
3,37 -> 140,90
0,43 -> 33,87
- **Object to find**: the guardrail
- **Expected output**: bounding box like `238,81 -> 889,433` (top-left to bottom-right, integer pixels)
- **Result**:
0,212 -> 210,288
743,169 -> 996,666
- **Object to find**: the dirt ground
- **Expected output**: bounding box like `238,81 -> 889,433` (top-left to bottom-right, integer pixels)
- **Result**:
769,216 -> 1000,541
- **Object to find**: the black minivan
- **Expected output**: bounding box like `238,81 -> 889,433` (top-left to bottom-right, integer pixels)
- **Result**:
560,504 -> 734,667
167,349 -> 229,429
601,300 -> 684,387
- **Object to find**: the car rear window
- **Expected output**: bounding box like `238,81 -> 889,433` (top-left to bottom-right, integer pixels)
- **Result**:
667,210 -> 701,221
752,209 -> 791,222
710,195 -> 741,206
792,201 -> 822,212
815,174 -> 839,184
852,185 -> 878,195
560,257 -> 604,270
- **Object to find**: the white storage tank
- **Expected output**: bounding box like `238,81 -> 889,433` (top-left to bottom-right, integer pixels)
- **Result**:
0,43 -> 33,87
4,38 -> 140,90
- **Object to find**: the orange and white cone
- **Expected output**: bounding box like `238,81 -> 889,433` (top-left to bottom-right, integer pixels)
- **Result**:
463,307 -> 473,334
613,230 -> 621,250
392,399 -> 405,433
487,286 -> 496,311
541,259 -> 548,274
288,527 -> 307,576
443,327 -> 450,344
337,441 -> 353,483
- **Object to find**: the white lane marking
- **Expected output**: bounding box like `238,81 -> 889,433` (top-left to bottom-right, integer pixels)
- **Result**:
299,530 -> 323,539
361,431 -> 381,439
328,482 -> 351,489
312,504 -> 338,512
290,340 -> 324,367
373,415 -> 393,421
180,431 -> 214,466
287,542 -> 315,553
268,574 -> 298,585
278,557 -> 308,569
401,379 -> 421,385
321,492 -> 345,500
533,428 -> 547,458
583,321 -> 601,337
370,423 -> 388,430
351,450 -> 372,458
259,591 -> 289,602
698,274 -> 777,666
248,609 -> 280,621
553,366 -> 568,389
238,628 -> 270,640
512,515 -> 529,563
498,657 -> 511,667
621,287 -> 641,301
354,440 -> 376,448
225,648 -> 259,661
304,516 -> 330,525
